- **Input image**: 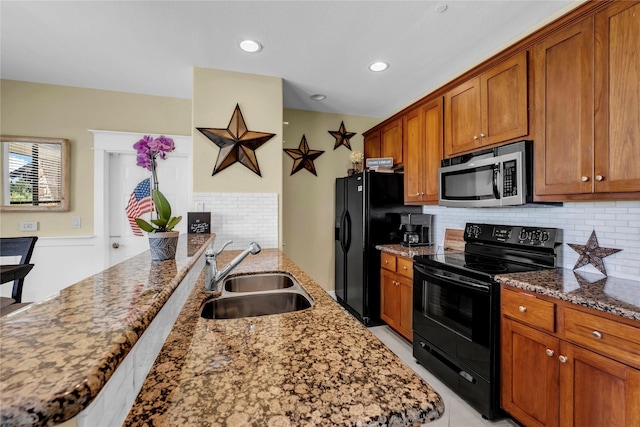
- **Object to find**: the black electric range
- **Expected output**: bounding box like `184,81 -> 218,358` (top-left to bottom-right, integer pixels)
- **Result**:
412,223 -> 560,420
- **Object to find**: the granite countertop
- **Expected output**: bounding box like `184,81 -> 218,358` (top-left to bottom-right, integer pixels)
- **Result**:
124,249 -> 445,426
0,233 -> 214,427
495,268 -> 640,321
375,244 -> 441,258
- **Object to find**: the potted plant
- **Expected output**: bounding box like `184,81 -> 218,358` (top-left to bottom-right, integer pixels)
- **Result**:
133,135 -> 182,261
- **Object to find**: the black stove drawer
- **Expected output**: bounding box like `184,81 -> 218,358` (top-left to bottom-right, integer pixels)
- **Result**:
413,332 -> 498,420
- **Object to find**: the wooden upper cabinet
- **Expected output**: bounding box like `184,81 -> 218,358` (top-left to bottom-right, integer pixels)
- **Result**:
445,51 -> 528,157
535,1 -> 640,198
364,118 -> 403,166
363,130 -> 381,161
381,119 -> 403,165
404,98 -> 443,204
594,1 -> 640,193
481,51 -> 529,145
444,77 -> 482,155
534,16 -> 595,196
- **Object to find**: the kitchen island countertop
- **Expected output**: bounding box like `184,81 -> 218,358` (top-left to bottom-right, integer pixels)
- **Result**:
0,233 -> 214,427
124,249 -> 445,426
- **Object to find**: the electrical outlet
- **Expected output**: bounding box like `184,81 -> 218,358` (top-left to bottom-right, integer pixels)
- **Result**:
72,216 -> 81,229
20,221 -> 38,231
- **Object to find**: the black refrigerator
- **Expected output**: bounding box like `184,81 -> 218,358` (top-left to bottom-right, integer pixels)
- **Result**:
334,171 -> 421,326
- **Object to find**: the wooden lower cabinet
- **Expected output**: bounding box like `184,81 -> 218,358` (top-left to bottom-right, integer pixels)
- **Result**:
501,287 -> 640,427
380,252 -> 413,341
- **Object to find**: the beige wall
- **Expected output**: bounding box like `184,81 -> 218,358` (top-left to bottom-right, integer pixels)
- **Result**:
192,68 -> 283,193
0,80 -> 191,237
282,109 -> 379,291
1,76 -> 378,294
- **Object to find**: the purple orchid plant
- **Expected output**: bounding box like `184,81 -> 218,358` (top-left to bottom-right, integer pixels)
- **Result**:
133,135 -> 182,233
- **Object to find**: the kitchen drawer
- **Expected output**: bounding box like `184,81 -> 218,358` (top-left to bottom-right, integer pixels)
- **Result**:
561,306 -> 640,369
397,257 -> 413,279
502,289 -> 555,333
381,252 -> 397,272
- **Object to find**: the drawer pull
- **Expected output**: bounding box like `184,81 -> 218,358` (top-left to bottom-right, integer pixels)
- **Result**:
385,260 -> 388,264
403,266 -> 408,270
592,331 -> 602,339
559,355 -> 568,363
545,349 -> 555,357
518,306 -> 527,313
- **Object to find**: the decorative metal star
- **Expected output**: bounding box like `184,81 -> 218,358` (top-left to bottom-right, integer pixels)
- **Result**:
284,135 -> 324,176
568,230 -> 621,276
328,121 -> 356,150
197,104 -> 275,176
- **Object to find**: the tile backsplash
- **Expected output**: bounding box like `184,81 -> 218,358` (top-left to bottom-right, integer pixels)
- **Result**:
193,192 -> 278,250
422,201 -> 640,280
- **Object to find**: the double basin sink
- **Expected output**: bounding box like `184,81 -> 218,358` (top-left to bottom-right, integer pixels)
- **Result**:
200,273 -> 314,319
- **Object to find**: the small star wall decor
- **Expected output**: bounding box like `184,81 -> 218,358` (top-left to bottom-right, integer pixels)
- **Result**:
284,135 -> 324,176
328,121 -> 356,150
568,230 -> 621,276
197,104 -> 276,177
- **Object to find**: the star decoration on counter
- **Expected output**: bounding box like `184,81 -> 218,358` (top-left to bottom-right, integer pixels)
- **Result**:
197,104 -> 275,176
284,135 -> 324,176
568,230 -> 621,276
328,121 -> 356,150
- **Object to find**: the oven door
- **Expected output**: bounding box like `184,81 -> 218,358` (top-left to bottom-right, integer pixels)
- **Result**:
413,262 -> 494,379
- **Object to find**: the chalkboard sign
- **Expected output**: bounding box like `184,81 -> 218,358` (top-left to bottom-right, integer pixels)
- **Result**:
188,212 -> 211,234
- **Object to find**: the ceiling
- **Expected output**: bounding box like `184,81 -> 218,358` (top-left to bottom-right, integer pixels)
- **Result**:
1,0 -> 580,119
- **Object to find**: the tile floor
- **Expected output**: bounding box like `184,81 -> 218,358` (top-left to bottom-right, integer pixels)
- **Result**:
368,325 -> 520,427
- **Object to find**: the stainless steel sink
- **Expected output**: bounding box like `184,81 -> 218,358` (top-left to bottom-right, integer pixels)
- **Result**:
200,272 -> 314,319
224,273 -> 294,292
200,292 -> 312,319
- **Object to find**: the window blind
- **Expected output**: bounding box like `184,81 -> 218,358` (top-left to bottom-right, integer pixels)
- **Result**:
8,142 -> 63,206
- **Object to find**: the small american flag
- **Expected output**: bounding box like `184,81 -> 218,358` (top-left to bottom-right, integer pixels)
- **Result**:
125,178 -> 154,236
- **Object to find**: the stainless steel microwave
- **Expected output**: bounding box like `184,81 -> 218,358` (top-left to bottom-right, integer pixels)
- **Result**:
438,141 -> 532,208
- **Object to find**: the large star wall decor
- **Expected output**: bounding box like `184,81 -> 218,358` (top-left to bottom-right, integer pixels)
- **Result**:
197,104 -> 275,177
328,121 -> 356,150
284,135 -> 324,176
568,230 -> 621,276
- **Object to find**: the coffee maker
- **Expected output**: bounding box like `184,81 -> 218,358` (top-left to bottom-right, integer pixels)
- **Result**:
400,213 -> 433,247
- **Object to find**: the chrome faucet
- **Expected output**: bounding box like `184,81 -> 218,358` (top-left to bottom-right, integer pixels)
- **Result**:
205,240 -> 262,293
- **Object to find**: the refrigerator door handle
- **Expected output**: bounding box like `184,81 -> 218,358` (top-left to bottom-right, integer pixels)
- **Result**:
344,211 -> 352,251
339,211 -> 346,249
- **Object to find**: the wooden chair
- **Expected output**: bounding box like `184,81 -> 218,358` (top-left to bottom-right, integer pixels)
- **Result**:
0,236 -> 38,315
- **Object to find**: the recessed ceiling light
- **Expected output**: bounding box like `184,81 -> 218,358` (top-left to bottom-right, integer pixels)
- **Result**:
239,39 -> 262,53
369,61 -> 389,72
436,4 -> 448,13
310,94 -> 326,101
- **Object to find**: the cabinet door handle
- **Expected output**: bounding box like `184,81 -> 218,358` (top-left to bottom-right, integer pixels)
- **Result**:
403,266 -> 408,270
416,192 -> 421,196
559,355 -> 568,363
592,331 -> 602,339
581,176 -> 590,182
518,306 -> 527,313
473,135 -> 479,140
385,260 -> 388,264
595,175 -> 604,182
480,133 -> 486,138
546,349 -> 555,357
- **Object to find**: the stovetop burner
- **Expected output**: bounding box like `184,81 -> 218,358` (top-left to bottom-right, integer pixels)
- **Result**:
464,262 -> 508,274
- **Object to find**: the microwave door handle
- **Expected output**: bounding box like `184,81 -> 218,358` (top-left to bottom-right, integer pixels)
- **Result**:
493,166 -> 501,199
